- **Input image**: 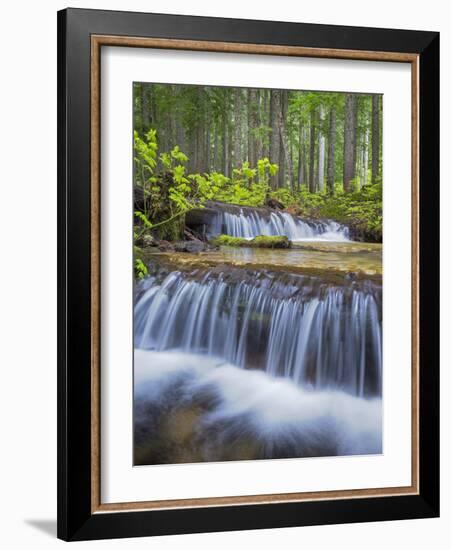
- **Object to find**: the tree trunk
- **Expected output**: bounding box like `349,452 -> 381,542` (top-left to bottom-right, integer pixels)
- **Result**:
255,90 -> 268,162
247,89 -> 261,167
343,93 -> 357,192
371,94 -> 381,184
255,90 -> 263,162
269,90 -> 281,189
327,106 -> 336,194
278,91 -> 285,188
278,145 -> 285,188
168,85 -> 177,148
297,119 -> 303,187
175,122 -> 185,155
278,90 -> 293,190
363,129 -> 369,186
196,89 -> 206,173
318,136 -> 325,191
228,121 -> 233,177
302,126 -> 308,186
317,106 -> 325,191
308,108 -> 316,193
205,115 -> 211,172
141,84 -> 150,134
213,124 -> 220,171
175,90 -> 185,154
190,132 -> 196,174
196,125 -> 205,173
247,90 -> 254,167
223,112 -> 229,177
262,89 -> 270,159
149,87 -> 157,130
233,89 -> 242,168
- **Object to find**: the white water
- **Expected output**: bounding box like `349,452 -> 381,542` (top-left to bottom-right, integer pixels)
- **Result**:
135,270 -> 382,397
134,349 -> 382,461
134,262 -> 382,463
212,209 -> 350,241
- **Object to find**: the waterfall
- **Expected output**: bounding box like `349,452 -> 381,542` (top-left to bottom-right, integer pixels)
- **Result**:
134,268 -> 382,397
209,209 -> 350,241
134,349 -> 382,463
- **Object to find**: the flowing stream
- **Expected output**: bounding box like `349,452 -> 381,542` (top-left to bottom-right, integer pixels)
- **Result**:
205,206 -> 350,241
134,242 -> 383,465
135,268 -> 381,397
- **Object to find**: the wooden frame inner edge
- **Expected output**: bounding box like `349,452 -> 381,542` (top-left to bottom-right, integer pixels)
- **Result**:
90,35 -> 420,514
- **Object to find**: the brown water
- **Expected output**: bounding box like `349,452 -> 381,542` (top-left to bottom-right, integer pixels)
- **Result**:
217,242 -> 381,275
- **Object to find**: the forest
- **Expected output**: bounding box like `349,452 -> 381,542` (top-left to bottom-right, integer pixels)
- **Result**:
133,83 -> 383,465
133,83 -> 382,260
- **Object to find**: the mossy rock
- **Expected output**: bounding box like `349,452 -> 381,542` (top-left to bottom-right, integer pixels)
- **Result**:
252,236 -> 292,248
212,235 -> 292,249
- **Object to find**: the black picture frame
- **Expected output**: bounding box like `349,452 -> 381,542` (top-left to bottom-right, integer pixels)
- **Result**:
57,7 -> 439,541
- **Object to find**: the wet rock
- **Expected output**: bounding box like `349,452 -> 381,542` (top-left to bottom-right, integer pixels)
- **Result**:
184,227 -> 205,242
173,240 -> 218,253
142,234 -> 156,247
212,235 -> 292,249
186,201 -> 275,236
265,197 -> 285,210
135,232 -> 157,248
346,220 -> 382,243
157,240 -> 175,252
252,235 -> 291,249
185,206 -> 220,236
206,200 -> 271,217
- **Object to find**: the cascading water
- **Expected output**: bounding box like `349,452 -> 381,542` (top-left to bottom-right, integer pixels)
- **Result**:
205,207 -> 350,241
134,349 -> 382,464
134,268 -> 382,397
134,263 -> 382,464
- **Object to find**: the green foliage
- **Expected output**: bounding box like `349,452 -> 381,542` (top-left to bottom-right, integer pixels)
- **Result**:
132,83 -> 384,253
134,130 -> 280,246
266,182 -> 382,242
297,183 -> 382,242
212,235 -> 291,249
269,185 -> 324,211
160,145 -> 189,170
134,128 -> 382,245
269,187 -> 298,208
133,124 -> 382,248
134,258 -> 148,279
213,158 -> 278,207
134,129 -> 158,181
134,210 -> 153,229
133,104 -> 382,248
134,83 -> 382,204
133,132 -> 213,242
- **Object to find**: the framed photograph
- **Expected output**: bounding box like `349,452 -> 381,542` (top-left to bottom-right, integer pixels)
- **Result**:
57,8 -> 439,541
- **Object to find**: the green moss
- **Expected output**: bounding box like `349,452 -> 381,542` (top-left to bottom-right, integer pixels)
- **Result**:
211,235 -> 242,246
212,235 -> 291,249
268,183 -> 382,243
252,236 -> 291,248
